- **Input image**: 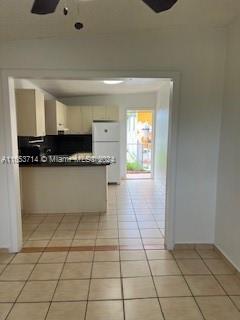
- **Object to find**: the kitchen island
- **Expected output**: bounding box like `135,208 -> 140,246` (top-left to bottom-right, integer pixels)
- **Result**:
20,156 -> 110,214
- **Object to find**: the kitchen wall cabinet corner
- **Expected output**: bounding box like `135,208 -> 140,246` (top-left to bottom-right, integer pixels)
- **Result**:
106,106 -> 119,121
15,89 -> 46,137
45,100 -> 67,135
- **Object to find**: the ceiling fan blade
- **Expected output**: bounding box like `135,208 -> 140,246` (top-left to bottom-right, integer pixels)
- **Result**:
142,0 -> 178,13
31,0 -> 60,14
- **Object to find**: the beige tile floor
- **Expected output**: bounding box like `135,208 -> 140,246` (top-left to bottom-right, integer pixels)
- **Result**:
0,180 -> 240,319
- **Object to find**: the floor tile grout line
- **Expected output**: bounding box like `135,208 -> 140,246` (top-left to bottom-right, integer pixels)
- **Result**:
51,213 -> 82,245
83,215 -> 99,320
0,263 -> 8,277
231,296 -> 240,312
3,241 -> 53,320
42,212 -> 92,319
68,213 -> 84,252
43,213 -> 65,249
38,213 -> 68,320
117,198 -> 126,320
23,213 -> 65,249
1,294 -> 239,305
42,257 -> 67,320
195,247 -> 240,312
131,191 -> 166,320
174,254 -> 208,320
24,213 -> 64,244
232,295 -> 240,313
5,182 -> 240,318
3,274 -> 240,282
0,272 -> 240,282
22,218 -> 44,243
116,184 -> 132,319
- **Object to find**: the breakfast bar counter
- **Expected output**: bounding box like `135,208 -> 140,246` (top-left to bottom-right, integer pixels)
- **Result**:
20,159 -> 110,214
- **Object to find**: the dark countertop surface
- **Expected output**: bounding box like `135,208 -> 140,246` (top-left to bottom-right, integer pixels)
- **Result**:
18,155 -> 112,167
19,162 -> 110,167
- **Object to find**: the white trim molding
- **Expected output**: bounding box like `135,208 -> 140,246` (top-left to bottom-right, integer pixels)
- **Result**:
0,69 -> 180,252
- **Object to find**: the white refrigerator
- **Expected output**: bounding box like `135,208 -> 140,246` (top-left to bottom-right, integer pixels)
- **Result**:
92,121 -> 120,184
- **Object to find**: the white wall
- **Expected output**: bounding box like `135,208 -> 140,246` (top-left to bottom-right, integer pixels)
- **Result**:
215,19 -> 240,270
0,84 -> 11,248
62,92 -> 157,178
61,92 -> 157,107
154,82 -> 171,181
0,26 -> 226,248
14,79 -> 55,100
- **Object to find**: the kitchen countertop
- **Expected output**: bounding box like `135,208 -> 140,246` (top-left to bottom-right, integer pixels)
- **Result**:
19,154 -> 112,167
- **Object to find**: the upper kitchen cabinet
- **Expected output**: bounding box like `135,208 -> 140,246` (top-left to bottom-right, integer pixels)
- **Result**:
15,89 -> 46,137
106,106 -> 119,121
93,106 -> 106,121
81,107 -> 93,134
45,100 -> 68,135
67,107 -> 82,134
93,106 -> 119,121
67,105 -> 120,134
67,106 -> 93,134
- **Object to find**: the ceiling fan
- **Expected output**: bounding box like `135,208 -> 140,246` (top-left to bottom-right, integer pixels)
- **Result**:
31,0 -> 178,15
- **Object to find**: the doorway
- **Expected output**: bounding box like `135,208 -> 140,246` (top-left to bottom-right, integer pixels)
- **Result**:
126,109 -> 154,179
0,71 -> 178,253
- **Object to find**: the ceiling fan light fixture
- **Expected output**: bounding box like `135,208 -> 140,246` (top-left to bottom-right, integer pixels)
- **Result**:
31,0 -> 60,14
142,0 -> 178,13
103,80 -> 124,85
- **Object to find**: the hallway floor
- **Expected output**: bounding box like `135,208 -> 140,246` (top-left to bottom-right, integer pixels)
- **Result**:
0,180 -> 240,319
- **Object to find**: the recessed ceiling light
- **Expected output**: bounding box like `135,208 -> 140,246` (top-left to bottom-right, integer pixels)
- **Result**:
103,80 -> 124,85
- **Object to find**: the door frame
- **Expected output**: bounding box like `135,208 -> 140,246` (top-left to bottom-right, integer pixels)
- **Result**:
0,69 -> 180,251
125,107 -> 155,179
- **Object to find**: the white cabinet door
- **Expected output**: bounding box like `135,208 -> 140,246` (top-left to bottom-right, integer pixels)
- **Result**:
106,106 -> 119,121
16,89 -> 46,137
93,106 -> 106,121
35,90 -> 46,137
67,107 -> 83,134
81,107 -> 93,134
45,100 -> 68,134
45,100 -> 57,135
56,102 -> 67,131
66,106 -> 119,134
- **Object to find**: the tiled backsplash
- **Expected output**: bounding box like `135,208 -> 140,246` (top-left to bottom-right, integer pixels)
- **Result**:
18,134 -> 92,156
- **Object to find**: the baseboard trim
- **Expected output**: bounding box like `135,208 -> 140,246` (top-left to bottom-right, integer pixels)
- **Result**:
0,248 -> 9,253
174,243 -> 214,250
174,243 -> 240,276
214,245 -> 240,274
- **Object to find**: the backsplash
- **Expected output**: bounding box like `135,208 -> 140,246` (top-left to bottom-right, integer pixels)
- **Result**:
18,135 -> 92,156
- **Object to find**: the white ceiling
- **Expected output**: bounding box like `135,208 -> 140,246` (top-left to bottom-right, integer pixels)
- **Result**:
29,78 -> 167,97
0,0 -> 240,40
